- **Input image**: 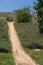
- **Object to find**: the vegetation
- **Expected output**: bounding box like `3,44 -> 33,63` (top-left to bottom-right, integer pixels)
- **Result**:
0,12 -> 15,17
15,8 -> 31,23
0,53 -> 15,65
14,21 -> 43,49
6,15 -> 14,22
14,20 -> 43,65
34,0 -> 43,33
14,7 -> 43,65
25,48 -> 43,65
0,3 -> 43,65
0,19 -> 11,51
0,18 -> 15,65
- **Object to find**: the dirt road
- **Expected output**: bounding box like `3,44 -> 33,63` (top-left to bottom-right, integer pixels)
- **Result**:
7,22 -> 37,65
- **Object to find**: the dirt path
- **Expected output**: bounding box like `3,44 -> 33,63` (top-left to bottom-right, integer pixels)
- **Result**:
7,22 -> 37,65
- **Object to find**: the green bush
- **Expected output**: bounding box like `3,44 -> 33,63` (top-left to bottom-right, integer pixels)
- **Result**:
14,21 -> 43,49
28,42 -> 43,49
6,15 -> 14,22
0,19 -> 11,51
15,8 -> 31,22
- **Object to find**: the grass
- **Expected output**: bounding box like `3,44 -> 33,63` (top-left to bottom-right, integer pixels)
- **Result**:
0,18 -> 11,51
14,21 -> 43,65
0,53 -> 15,65
25,48 -> 43,65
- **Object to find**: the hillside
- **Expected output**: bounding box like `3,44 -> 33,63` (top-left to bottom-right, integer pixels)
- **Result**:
0,12 -> 15,17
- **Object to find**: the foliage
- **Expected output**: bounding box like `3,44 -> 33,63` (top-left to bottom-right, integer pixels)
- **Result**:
0,19 -> 11,51
14,21 -> 43,49
6,15 -> 14,22
34,0 -> 43,33
0,18 -> 15,65
15,8 -> 31,22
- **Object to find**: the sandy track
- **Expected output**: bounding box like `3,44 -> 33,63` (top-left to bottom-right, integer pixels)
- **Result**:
7,22 -> 37,65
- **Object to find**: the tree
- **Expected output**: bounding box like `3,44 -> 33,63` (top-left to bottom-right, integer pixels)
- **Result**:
34,0 -> 43,33
15,7 -> 31,23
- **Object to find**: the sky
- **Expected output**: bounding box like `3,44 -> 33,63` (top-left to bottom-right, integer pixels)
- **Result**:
0,0 -> 37,12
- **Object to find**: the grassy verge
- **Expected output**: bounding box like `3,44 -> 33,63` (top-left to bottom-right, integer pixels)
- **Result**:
0,53 -> 15,65
25,48 -> 43,65
14,21 -> 43,65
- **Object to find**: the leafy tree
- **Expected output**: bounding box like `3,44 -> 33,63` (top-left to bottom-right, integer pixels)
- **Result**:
34,0 -> 43,33
15,7 -> 31,23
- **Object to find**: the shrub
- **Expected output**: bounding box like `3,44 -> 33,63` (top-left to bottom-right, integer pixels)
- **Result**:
15,8 -> 31,22
0,19 -> 11,52
14,21 -> 43,49
6,15 -> 14,22
28,42 -> 43,49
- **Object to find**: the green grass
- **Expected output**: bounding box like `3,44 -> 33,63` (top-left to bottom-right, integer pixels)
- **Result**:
25,48 -> 43,65
0,18 -> 11,51
0,53 -> 15,65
